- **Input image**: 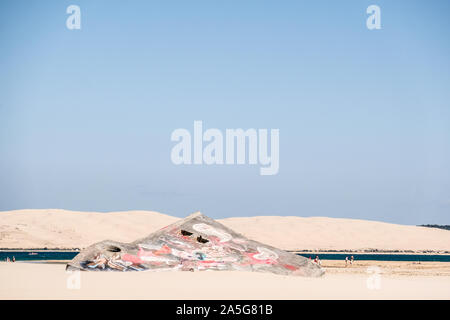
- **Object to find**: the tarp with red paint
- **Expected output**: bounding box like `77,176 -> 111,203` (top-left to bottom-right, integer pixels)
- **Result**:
66,212 -> 324,277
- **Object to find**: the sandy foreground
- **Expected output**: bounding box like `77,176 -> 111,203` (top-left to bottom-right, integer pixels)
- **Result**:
2,209 -> 449,299
1,209 -> 450,252
1,261 -> 449,300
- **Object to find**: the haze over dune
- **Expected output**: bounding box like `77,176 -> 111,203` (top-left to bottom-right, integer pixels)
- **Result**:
221,216 -> 450,252
0,209 -> 178,249
0,209 -> 449,252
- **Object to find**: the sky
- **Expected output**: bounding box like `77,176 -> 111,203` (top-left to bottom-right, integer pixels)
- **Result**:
1,1 -> 449,224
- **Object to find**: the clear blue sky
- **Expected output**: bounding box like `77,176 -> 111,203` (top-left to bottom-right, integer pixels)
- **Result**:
1,1 -> 449,224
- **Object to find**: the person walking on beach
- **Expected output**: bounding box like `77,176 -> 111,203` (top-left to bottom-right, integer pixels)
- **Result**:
12,256 -> 15,262
315,255 -> 322,266
345,256 -> 349,266
350,256 -> 354,265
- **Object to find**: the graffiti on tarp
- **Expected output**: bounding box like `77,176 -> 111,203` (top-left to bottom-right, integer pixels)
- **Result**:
192,223 -> 233,243
70,212 -> 325,277
82,253 -> 148,271
254,247 -> 278,260
81,231 -> 280,272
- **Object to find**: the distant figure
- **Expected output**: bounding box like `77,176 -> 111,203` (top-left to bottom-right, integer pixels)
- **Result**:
315,255 -> 322,266
350,256 -> 354,265
7,257 -> 10,262
12,256 -> 15,262
345,256 -> 349,266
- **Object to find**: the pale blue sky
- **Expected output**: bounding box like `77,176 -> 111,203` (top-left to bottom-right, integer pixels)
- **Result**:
1,1 -> 449,224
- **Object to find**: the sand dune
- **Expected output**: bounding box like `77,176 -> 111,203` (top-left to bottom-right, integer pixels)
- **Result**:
221,216 -> 450,252
1,209 -> 449,252
0,209 -> 178,249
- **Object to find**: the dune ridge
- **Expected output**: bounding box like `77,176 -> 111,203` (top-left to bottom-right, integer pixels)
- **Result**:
1,209 -> 449,252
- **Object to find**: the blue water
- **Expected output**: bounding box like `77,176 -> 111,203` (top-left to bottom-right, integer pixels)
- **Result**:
297,253 -> 450,262
1,251 -> 449,262
0,251 -> 79,261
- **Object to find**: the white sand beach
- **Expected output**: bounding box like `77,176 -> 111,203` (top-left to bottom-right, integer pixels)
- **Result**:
1,261 -> 449,300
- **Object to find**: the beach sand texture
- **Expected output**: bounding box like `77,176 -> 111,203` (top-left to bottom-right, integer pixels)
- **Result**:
1,262 -> 449,299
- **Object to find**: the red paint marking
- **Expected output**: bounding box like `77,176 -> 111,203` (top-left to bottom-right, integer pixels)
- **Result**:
121,253 -> 144,264
199,260 -> 216,264
283,264 -> 298,271
243,252 -> 277,265
154,245 -> 171,255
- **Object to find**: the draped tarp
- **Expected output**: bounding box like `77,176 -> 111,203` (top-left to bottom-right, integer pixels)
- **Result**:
67,212 -> 324,277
